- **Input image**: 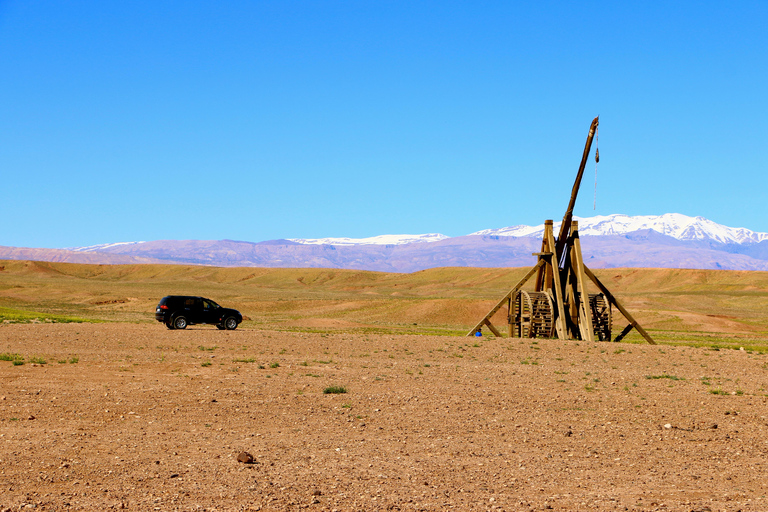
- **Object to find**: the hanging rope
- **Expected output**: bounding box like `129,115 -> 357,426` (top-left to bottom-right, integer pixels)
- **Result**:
593,126 -> 599,210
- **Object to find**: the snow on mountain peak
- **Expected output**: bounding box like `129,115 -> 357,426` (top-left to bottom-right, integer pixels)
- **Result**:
471,214 -> 768,245
70,241 -> 145,252
289,233 -> 449,246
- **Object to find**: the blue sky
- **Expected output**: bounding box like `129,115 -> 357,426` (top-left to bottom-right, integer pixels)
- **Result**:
1,1 -> 766,248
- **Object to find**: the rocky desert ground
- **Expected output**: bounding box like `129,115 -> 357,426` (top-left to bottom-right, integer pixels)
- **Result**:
2,323 -> 768,511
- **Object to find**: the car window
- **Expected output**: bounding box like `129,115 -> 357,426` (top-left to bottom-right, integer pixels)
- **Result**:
185,298 -> 195,307
202,299 -> 216,309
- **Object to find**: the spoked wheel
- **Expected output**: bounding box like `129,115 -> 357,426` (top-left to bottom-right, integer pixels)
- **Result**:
173,316 -> 187,330
589,293 -> 612,341
224,317 -> 238,330
511,290 -> 554,338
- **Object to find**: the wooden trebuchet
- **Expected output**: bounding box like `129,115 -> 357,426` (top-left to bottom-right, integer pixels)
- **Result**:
466,117 -> 654,344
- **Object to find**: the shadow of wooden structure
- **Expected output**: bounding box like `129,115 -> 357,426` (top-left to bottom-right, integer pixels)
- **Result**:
467,117 -> 655,344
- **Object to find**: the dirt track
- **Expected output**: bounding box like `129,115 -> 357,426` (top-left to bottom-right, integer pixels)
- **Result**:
2,323 -> 768,511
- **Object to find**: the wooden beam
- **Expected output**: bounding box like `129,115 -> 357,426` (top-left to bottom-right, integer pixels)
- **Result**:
570,223 -> 594,342
563,259 -> 578,338
544,222 -> 567,340
540,221 -> 555,294
483,318 -> 503,338
466,260 -> 545,336
555,116 -> 599,259
613,323 -> 634,343
583,266 -> 656,345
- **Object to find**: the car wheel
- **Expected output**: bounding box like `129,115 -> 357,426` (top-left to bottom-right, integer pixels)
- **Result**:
173,316 -> 187,330
166,322 -> 174,330
224,317 -> 238,330
216,324 -> 225,330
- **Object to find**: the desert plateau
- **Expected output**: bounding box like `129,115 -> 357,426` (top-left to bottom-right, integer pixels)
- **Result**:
2,260 -> 768,511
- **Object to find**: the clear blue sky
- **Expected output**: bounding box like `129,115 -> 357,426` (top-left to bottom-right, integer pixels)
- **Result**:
1,1 -> 766,248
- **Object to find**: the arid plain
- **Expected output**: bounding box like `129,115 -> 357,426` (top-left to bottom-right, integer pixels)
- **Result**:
2,260 -> 768,511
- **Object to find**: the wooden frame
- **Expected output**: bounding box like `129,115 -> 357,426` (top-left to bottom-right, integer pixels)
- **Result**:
467,221 -> 655,344
466,117 -> 654,343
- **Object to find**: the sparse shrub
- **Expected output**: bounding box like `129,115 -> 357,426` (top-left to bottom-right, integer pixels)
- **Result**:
201,361 -> 212,367
0,353 -> 23,362
645,374 -> 684,381
12,360 -> 24,366
709,388 -> 727,395
69,356 -> 79,364
270,362 -> 280,368
29,357 -> 47,365
324,385 -> 348,394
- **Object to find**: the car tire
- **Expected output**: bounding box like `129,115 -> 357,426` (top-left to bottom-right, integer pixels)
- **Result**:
216,324 -> 225,330
173,316 -> 187,330
224,317 -> 238,330
166,322 -> 174,330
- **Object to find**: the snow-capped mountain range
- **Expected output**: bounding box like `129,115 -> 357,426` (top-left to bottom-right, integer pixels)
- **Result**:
4,213 -> 768,272
289,233 -> 449,246
70,241 -> 147,252
470,213 -> 768,245
285,214 -> 768,247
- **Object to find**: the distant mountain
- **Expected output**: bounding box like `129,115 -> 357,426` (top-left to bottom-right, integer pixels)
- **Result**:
69,241 -> 147,252
2,214 -> 768,272
472,213 -> 768,245
289,233 -> 449,246
0,245 -> 162,265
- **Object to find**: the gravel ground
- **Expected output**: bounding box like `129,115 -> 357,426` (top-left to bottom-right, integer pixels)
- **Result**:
2,323 -> 768,511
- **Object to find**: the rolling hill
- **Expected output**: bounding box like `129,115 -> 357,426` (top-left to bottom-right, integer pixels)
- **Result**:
2,259 -> 768,347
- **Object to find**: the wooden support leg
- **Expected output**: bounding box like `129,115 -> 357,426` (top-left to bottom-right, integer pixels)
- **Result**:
466,260 -> 545,337
545,223 -> 567,340
613,324 -> 634,343
483,319 -> 503,338
582,266 -> 656,345
570,223 -> 595,342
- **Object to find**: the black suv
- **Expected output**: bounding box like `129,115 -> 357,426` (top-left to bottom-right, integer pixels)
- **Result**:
155,296 -> 243,330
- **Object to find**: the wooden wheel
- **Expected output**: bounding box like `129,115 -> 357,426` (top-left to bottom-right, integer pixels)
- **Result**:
589,293 -> 612,341
512,291 -> 554,338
